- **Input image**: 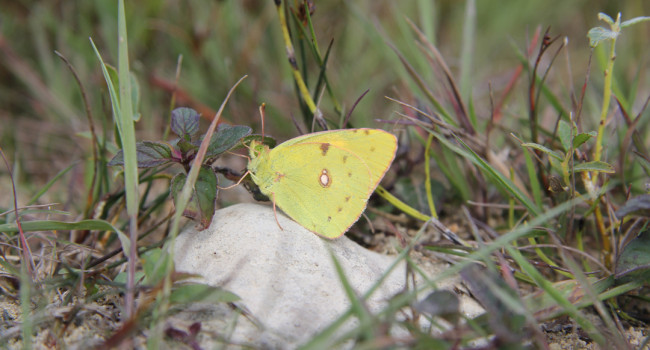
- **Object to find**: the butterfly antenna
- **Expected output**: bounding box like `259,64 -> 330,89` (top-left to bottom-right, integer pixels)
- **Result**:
259,103 -> 266,138
225,149 -> 250,160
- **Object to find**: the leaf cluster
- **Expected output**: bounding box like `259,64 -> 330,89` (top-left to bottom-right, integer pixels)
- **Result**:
108,107 -> 251,228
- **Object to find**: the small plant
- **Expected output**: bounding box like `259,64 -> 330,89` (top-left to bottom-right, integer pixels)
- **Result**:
521,119 -> 612,193
108,107 -> 252,228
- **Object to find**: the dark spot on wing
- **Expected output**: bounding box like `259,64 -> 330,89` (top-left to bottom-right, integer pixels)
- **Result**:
320,143 -> 330,156
345,196 -> 350,202
364,129 -> 370,135
337,207 -> 342,212
327,216 -> 332,222
342,155 -> 348,163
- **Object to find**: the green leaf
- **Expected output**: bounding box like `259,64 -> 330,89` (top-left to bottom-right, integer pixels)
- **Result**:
171,107 -> 200,140
129,72 -> 141,122
90,40 -> 121,137
573,132 -> 596,149
615,194 -> 650,219
587,26 -> 619,47
204,124 -> 252,158
108,150 -> 124,166
106,63 -> 120,100
137,141 -> 174,167
108,141 -> 174,168
104,64 -> 141,121
621,16 -> 650,28
615,230 -> 650,284
523,148 -> 543,208
597,12 -> 615,26
170,283 -> 239,304
114,270 -> 145,285
171,166 -> 218,229
558,120 -> 572,152
572,161 -> 615,173
0,219 -> 130,257
521,143 -> 563,161
194,167 -> 218,228
142,248 -> 170,285
459,137 -> 541,216
0,218 -> 122,233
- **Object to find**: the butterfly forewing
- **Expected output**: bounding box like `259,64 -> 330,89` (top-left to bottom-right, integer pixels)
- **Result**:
281,129 -> 397,188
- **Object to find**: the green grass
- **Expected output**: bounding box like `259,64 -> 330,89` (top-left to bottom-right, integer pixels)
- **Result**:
1,0 -> 650,348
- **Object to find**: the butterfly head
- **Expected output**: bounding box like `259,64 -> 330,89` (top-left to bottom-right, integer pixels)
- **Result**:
248,140 -> 270,160
247,139 -> 273,180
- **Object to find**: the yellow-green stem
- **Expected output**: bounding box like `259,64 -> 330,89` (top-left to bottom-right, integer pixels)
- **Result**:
275,1 -> 318,115
591,17 -> 619,269
375,185 -> 430,222
593,35 -> 616,165
527,237 -> 574,279
424,134 -> 438,219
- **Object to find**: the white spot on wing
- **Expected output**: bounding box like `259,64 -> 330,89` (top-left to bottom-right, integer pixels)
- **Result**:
319,169 -> 331,188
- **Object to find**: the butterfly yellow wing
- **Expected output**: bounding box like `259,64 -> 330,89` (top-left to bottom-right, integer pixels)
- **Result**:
248,128 -> 397,239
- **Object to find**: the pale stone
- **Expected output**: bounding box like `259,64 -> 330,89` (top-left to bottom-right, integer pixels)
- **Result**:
173,203 -> 481,348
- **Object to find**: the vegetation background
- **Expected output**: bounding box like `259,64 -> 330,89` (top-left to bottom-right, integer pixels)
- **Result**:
1,0 -> 650,348
1,0 -> 647,192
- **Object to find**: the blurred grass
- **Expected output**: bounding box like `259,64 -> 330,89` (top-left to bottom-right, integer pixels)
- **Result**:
2,0 -> 650,348
2,1 -> 648,195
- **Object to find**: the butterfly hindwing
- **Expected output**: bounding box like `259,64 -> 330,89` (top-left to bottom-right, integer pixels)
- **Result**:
266,141 -> 373,238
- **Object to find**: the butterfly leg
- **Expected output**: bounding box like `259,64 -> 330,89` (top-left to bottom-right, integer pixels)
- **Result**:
217,170 -> 250,190
271,192 -> 284,231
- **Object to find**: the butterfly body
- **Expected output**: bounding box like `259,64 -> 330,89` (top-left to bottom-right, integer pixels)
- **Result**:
247,128 -> 397,239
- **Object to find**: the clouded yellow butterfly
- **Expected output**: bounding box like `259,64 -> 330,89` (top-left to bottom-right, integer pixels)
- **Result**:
247,128 -> 397,239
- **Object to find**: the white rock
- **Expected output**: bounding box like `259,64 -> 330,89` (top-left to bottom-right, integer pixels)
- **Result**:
173,203 -> 481,348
